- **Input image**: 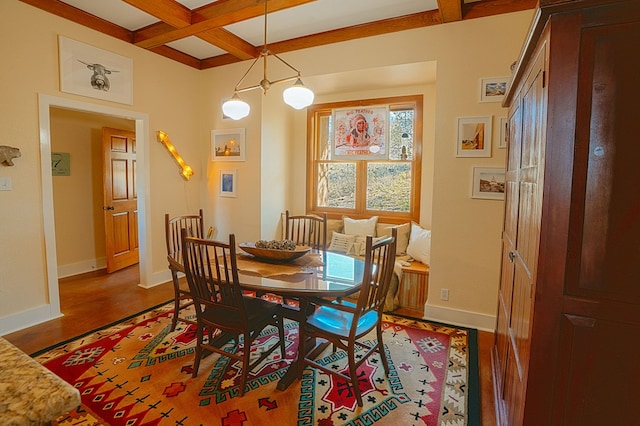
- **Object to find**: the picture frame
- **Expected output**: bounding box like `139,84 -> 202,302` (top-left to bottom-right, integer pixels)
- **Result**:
456,116 -> 492,157
211,128 -> 245,162
51,152 -> 70,176
498,117 -> 508,149
219,169 -> 237,198
479,77 -> 509,103
332,105 -> 389,160
471,167 -> 505,200
58,36 -> 133,105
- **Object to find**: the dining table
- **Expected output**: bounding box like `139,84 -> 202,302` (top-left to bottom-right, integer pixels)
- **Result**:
233,248 -> 367,391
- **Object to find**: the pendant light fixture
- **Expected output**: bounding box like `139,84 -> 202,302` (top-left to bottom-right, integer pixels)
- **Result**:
221,0 -> 314,120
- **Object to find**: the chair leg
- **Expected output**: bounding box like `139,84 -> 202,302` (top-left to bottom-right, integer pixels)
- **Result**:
376,324 -> 390,376
347,341 -> 363,407
297,326 -> 306,379
170,270 -> 180,332
239,332 -> 251,397
192,323 -> 204,378
278,317 -> 286,359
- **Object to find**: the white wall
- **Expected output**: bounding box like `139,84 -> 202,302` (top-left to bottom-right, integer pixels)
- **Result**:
0,0 -> 204,333
0,0 -> 534,334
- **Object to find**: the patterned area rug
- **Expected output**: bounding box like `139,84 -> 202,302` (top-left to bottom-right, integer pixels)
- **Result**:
34,302 -> 479,425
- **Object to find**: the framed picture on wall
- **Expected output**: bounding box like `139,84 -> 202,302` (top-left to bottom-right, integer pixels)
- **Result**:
471,167 -> 505,200
498,117 -> 508,149
211,128 -> 245,161
479,77 -> 509,103
220,169 -> 237,197
456,116 -> 492,157
58,36 -> 133,105
332,105 -> 389,160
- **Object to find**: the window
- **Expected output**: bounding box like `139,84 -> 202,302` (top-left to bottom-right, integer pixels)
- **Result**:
306,95 -> 422,223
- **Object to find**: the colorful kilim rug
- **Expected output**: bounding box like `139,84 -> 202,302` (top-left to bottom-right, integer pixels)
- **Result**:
34,302 -> 479,425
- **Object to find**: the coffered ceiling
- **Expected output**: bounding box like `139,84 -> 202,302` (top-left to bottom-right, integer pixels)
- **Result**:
20,0 -> 536,70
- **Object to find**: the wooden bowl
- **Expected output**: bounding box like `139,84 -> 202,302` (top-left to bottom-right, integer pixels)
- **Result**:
238,242 -> 311,262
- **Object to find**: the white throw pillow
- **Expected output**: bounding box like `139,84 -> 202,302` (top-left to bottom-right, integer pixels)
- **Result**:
328,232 -> 356,253
406,222 -> 431,265
376,222 -> 411,255
343,216 -> 378,237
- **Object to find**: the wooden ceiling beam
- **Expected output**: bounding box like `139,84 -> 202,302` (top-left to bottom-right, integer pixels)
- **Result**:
437,0 -> 462,23
121,0 -> 192,28
464,0 -> 538,19
198,28 -> 259,60
133,0 -> 316,50
19,0 -> 537,70
266,11 -> 441,56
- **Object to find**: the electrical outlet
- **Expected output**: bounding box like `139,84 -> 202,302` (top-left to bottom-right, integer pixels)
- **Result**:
0,176 -> 12,191
440,288 -> 449,301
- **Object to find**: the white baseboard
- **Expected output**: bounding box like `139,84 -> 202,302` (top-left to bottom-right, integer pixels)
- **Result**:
423,303 -> 496,332
0,304 -> 63,336
57,258 -> 107,278
139,269 -> 173,289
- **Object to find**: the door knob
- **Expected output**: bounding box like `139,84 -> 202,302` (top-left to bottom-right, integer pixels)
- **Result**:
103,206 -> 115,211
508,251 -> 515,263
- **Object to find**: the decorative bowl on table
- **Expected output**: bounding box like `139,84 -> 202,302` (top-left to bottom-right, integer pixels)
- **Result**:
238,240 -> 311,262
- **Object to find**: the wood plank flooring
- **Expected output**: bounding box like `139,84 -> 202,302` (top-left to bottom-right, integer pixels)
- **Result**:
3,265 -> 496,425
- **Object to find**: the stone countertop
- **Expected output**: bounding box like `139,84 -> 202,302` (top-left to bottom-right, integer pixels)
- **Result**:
0,336 -> 80,425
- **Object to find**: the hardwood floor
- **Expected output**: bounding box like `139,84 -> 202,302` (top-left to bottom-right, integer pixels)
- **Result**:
3,267 -> 496,425
3,265 -> 174,355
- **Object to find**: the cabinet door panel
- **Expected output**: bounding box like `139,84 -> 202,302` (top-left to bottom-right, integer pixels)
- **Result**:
552,314 -> 639,425
568,20 -> 640,305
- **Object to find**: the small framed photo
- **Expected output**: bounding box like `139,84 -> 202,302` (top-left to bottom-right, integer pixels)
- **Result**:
58,36 -> 133,105
480,77 -> 509,103
456,116 -> 492,157
220,169 -> 237,197
211,128 -> 245,161
471,167 -> 505,200
498,117 -> 508,149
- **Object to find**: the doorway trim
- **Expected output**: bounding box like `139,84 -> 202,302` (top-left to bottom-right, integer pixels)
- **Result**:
38,94 -> 152,318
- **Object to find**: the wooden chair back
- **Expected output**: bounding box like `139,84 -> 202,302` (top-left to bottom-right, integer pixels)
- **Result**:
297,227 -> 397,406
181,231 -> 246,328
353,228 -> 398,319
181,230 -> 285,397
285,210 -> 328,250
165,209 -> 204,268
164,209 -> 204,331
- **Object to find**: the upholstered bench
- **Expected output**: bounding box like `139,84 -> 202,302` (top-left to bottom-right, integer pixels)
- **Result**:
0,336 -> 80,424
325,216 -> 431,312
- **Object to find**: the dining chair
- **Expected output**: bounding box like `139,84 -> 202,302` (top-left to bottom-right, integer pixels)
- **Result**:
285,210 -> 328,250
164,209 -> 204,331
181,230 -> 286,397
297,228 -> 397,407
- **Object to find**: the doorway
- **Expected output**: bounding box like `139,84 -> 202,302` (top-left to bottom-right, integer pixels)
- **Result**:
50,109 -> 138,277
38,94 -> 152,320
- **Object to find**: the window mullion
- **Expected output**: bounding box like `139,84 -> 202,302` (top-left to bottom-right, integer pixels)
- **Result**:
355,160 -> 367,214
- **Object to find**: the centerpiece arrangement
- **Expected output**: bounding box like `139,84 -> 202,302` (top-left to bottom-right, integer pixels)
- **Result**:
238,239 -> 311,262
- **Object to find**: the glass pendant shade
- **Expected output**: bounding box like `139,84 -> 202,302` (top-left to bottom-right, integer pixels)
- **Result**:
283,78 -> 314,110
222,94 -> 250,120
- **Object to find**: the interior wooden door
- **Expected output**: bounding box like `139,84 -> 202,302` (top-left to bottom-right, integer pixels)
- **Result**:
102,127 -> 138,273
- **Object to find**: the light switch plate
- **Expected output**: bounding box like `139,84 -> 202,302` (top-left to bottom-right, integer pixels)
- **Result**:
0,176 -> 13,191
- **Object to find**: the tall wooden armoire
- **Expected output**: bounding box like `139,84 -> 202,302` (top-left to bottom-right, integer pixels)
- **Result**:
491,0 -> 640,425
